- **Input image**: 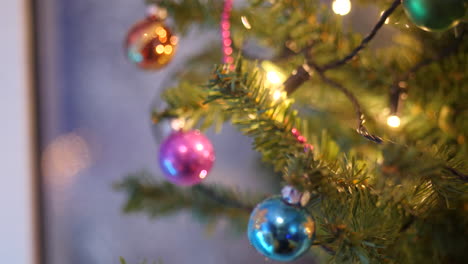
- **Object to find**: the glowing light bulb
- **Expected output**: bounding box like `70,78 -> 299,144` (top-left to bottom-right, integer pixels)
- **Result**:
262,61 -> 286,103
276,217 -> 284,224
262,61 -> 286,86
267,71 -> 282,85
272,90 -> 282,101
332,0 -> 351,16
387,115 -> 401,128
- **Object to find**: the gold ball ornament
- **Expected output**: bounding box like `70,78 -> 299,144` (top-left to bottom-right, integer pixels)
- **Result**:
125,15 -> 178,70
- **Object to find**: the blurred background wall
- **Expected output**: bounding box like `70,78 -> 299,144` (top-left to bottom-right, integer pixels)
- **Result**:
0,0 -> 38,263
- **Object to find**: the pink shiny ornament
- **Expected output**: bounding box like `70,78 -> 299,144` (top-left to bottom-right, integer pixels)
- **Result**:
159,130 -> 215,186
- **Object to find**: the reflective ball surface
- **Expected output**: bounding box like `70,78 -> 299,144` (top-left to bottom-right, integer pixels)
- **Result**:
125,16 -> 178,69
159,130 -> 215,186
402,0 -> 466,32
247,197 -> 315,262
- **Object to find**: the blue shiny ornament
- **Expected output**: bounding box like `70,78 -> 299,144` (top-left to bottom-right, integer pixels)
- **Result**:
247,197 -> 315,262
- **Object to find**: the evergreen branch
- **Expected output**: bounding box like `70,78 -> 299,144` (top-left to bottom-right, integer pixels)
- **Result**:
389,28 -> 466,113
202,62 -> 312,171
202,64 -> 467,261
444,166 -> 468,182
140,61 -> 466,262
145,0 -> 224,31
237,41 -> 315,63
122,0 -> 468,262
150,64 -> 403,259
115,171 -> 256,230
155,61 -> 464,191
194,184 -> 254,211
119,257 -> 163,264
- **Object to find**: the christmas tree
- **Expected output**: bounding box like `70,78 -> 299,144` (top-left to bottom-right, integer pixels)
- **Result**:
117,0 -> 468,263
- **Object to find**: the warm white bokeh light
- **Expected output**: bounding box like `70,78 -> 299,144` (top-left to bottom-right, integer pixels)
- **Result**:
170,118 -> 185,130
262,61 -> 287,102
241,16 -> 252,29
387,115 -> 401,128
332,0 -> 351,16
267,71 -> 282,85
272,90 -> 282,101
42,133 -> 91,187
262,61 -> 286,87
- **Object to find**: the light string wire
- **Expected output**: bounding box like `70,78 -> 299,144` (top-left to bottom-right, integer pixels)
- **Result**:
320,0 -> 402,71
284,0 -> 402,95
282,0 -> 402,144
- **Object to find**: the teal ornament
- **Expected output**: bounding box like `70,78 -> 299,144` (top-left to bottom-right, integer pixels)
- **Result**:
402,0 -> 467,32
247,197 -> 315,262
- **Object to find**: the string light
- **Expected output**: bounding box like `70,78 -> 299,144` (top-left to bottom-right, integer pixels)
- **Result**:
332,0 -> 352,16
267,71 -> 282,85
272,90 -> 282,101
387,115 -> 401,128
261,61 -> 287,102
262,61 -> 286,85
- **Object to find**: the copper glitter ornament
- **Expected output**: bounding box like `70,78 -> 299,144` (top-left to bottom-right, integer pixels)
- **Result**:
125,15 -> 178,70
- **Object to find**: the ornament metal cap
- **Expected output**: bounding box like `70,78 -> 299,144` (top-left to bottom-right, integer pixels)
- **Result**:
281,185 -> 310,206
146,4 -> 168,20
